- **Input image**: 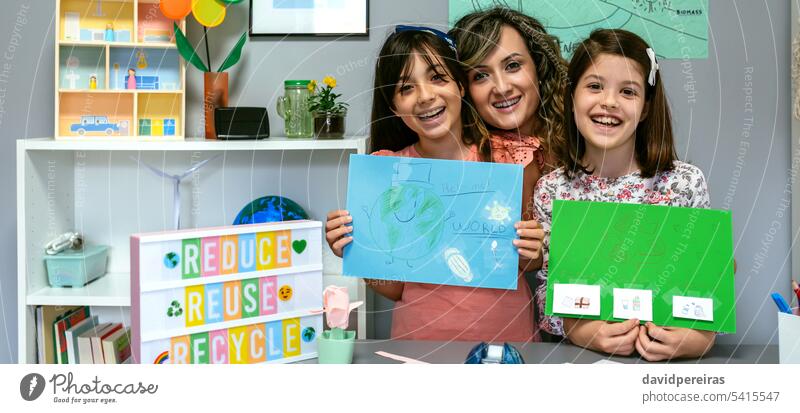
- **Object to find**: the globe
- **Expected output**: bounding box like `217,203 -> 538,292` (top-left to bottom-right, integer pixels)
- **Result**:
369,183 -> 445,261
163,252 -> 180,269
232,196 -> 309,225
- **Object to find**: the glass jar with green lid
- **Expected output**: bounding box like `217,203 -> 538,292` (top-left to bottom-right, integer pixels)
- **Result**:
277,80 -> 314,138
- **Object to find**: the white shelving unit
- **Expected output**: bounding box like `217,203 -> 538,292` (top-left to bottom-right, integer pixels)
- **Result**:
17,136 -> 369,363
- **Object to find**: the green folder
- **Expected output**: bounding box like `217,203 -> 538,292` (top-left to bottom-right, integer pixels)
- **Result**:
545,200 -> 736,333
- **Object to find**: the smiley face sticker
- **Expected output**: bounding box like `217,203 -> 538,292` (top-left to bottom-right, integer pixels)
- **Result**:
278,285 -> 293,301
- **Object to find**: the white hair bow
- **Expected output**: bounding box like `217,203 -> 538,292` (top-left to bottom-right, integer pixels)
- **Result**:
646,48 -> 659,86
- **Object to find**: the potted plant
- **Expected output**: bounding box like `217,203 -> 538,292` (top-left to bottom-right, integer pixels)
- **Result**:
315,285 -> 362,363
308,76 -> 349,139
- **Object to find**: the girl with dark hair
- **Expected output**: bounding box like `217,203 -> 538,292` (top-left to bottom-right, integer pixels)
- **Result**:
535,29 -> 716,360
324,27 -> 541,342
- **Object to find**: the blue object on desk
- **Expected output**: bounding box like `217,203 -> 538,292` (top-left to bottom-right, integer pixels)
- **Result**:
44,245 -> 109,288
771,292 -> 792,314
465,342 -> 524,364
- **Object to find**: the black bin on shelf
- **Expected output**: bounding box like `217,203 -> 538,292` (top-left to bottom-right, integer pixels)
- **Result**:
214,107 -> 270,140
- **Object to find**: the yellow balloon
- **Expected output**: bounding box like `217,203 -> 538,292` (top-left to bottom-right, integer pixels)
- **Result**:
192,0 -> 226,28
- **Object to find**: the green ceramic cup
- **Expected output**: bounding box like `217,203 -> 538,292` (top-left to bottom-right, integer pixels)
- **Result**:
317,330 -> 356,364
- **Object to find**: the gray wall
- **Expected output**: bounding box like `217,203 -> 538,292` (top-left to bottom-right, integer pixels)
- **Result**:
0,0 -> 792,362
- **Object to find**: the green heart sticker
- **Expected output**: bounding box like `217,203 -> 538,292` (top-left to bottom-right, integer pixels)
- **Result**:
292,239 -> 307,254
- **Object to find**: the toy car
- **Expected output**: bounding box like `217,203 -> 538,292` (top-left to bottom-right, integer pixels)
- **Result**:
70,115 -> 120,136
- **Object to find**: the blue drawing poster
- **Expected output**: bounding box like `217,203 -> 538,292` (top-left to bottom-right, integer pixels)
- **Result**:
343,154 -> 523,290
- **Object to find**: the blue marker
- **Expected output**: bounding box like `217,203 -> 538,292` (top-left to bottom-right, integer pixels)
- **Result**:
771,292 -> 792,314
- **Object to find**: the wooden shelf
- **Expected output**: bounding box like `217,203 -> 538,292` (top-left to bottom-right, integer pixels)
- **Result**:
58,40 -> 176,49
59,89 -> 183,94
21,136 -> 370,151
26,273 -> 130,307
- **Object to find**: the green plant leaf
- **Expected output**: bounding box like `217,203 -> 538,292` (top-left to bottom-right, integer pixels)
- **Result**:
174,23 -> 209,72
217,31 -> 247,73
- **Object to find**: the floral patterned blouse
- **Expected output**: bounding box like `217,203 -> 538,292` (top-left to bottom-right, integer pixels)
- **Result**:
532,161 -> 711,336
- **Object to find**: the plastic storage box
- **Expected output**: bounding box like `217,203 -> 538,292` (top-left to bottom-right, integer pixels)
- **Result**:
44,245 -> 109,287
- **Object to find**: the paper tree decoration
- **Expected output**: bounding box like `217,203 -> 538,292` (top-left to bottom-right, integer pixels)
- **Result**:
159,0 -> 247,73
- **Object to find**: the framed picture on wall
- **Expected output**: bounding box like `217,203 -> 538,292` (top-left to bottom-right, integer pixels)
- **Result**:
250,0 -> 369,36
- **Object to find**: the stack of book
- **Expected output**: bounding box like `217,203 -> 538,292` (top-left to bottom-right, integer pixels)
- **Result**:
35,306 -> 131,364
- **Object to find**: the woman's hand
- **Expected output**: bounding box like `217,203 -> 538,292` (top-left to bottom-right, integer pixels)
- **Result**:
325,209 -> 353,258
563,318 -> 640,356
635,322 -> 716,361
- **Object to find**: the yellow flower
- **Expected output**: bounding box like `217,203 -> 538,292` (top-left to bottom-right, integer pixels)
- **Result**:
307,80 -> 317,92
323,76 -> 336,88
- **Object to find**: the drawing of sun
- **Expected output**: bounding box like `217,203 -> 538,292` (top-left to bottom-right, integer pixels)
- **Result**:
485,200 -> 511,223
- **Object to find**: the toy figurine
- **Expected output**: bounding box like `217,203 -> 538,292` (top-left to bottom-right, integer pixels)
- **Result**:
89,75 -> 97,90
104,23 -> 114,42
64,70 -> 80,89
127,68 -> 136,90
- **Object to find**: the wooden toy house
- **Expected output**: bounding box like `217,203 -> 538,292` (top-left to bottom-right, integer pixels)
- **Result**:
55,0 -> 185,141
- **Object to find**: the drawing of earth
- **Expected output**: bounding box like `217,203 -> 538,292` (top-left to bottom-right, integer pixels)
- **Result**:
369,183 -> 445,262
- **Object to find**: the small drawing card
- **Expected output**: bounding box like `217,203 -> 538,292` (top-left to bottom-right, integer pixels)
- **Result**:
672,296 -> 714,322
552,284 -> 601,316
612,288 -> 653,321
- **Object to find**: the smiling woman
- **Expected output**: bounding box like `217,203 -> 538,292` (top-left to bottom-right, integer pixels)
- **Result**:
450,8 -> 566,276
450,7 -> 567,160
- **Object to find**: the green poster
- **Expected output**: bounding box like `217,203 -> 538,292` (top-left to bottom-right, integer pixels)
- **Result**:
449,0 -> 708,59
545,200 -> 735,333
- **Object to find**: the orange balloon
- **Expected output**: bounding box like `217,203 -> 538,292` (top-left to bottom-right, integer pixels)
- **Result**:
160,0 -> 192,20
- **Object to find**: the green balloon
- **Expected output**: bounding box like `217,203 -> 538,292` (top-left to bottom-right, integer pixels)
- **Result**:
218,0 -> 244,3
